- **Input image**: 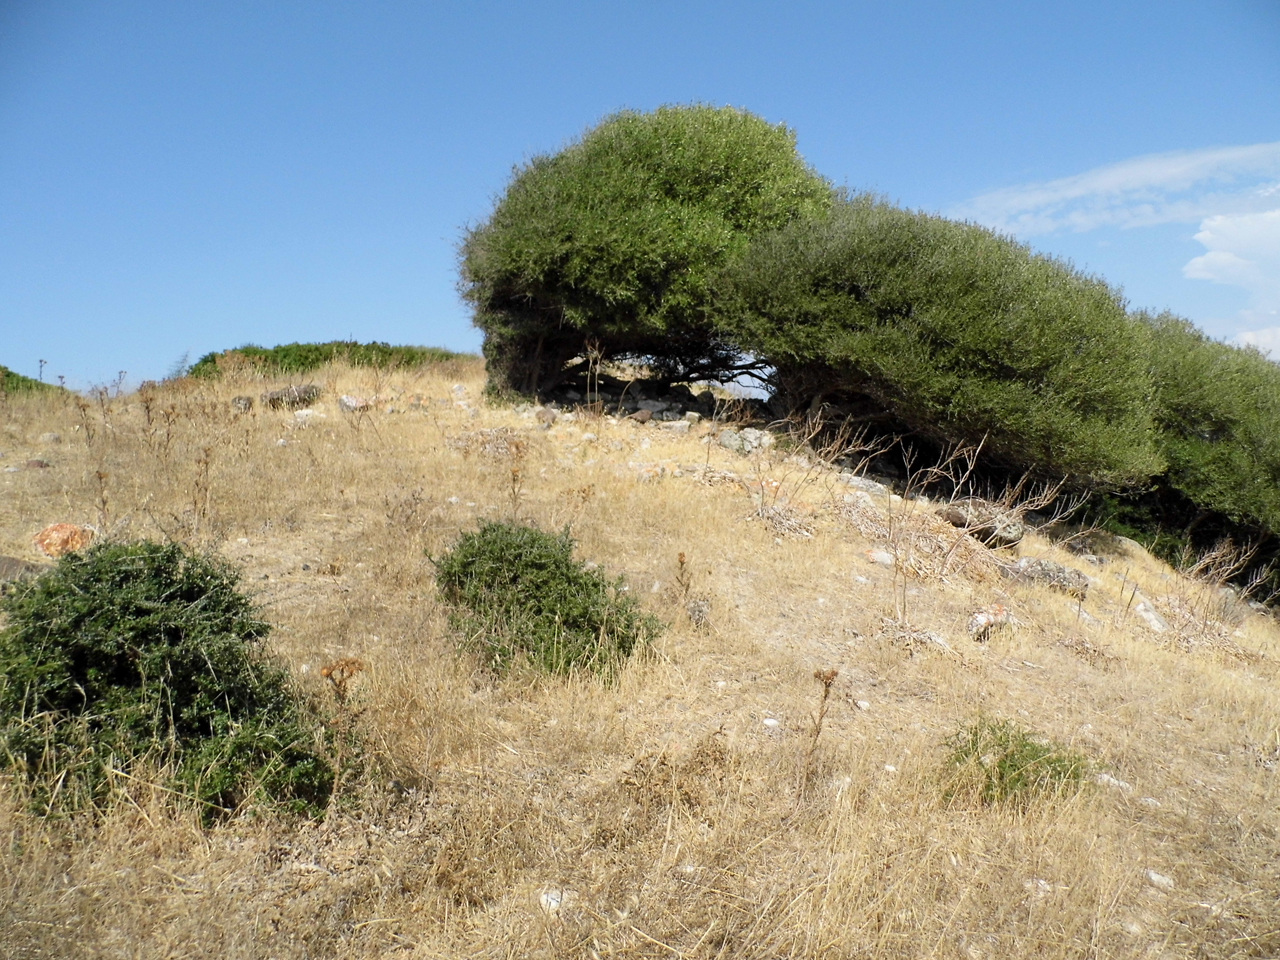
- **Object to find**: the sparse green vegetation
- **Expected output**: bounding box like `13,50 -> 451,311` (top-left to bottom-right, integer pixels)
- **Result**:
945,717 -> 1091,808
0,364 -> 60,394
434,521 -> 659,676
189,341 -> 465,379
0,541 -> 337,820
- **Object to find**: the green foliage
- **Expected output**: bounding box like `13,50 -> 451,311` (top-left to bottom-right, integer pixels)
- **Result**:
0,364 -> 60,394
189,341 -> 466,379
945,717 -> 1090,808
461,104 -> 831,396
720,194 -> 1162,487
1141,312 -> 1280,532
434,522 -> 659,677
0,541 -> 334,820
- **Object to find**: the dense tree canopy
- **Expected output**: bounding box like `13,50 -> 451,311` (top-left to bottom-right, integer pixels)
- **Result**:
460,110 -> 1280,582
1141,311 -> 1280,532
718,195 -> 1163,486
460,104 -> 831,395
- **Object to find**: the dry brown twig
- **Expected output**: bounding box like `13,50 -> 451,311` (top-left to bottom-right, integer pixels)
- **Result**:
798,668 -> 839,800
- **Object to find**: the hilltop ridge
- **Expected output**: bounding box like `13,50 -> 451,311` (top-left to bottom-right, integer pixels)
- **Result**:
1,356 -> 1278,958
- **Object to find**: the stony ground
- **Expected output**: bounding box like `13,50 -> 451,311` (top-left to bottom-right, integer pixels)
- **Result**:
2,358 -> 1279,959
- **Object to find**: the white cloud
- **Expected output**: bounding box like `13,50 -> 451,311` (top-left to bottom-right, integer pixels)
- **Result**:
953,142 -> 1280,236
953,143 -> 1280,344
1195,208 -> 1280,352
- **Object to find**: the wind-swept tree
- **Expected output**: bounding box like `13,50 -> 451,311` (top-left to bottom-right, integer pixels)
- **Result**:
460,104 -> 831,396
719,194 -> 1163,486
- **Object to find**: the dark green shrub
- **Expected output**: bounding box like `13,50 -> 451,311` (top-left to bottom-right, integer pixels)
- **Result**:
945,717 -> 1090,808
434,522 -> 659,676
0,364 -> 60,394
460,104 -> 831,396
189,341 -> 466,379
0,541 -> 334,819
720,194 -> 1162,487
1141,311 -> 1280,533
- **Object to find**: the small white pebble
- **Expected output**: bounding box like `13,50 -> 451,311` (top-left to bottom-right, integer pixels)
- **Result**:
763,718 -> 781,729
581,432 -> 597,442
884,764 -> 897,773
1094,772 -> 1132,792
855,700 -> 871,711
1145,869 -> 1175,891
1140,796 -> 1161,808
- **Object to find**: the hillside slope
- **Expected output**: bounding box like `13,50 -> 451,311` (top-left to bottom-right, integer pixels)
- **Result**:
2,359 -> 1278,959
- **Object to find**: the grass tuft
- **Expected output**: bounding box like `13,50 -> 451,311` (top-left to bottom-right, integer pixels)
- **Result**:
945,717 -> 1091,808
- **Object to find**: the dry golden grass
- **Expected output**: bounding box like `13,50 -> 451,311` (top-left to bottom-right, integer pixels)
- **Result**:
2,359 -> 1279,958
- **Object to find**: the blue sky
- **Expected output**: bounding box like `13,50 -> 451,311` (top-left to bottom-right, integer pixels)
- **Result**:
2,1 -> 1278,388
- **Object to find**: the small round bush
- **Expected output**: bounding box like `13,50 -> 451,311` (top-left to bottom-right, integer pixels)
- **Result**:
434,522 -> 659,677
0,541 -> 333,819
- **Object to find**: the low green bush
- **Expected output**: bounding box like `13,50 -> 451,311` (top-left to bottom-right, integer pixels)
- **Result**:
945,717 -> 1090,808
0,364 -> 61,394
0,541 -> 335,820
189,341 -> 465,379
719,194 -> 1162,487
434,522 -> 659,677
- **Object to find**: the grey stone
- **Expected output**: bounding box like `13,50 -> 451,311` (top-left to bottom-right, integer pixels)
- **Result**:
637,399 -> 670,412
1113,536 -> 1149,558
686,598 -> 711,629
231,396 -> 254,413
38,432 -> 61,444
338,395 -> 372,413
0,555 -> 45,583
262,384 -> 321,409
842,475 -> 890,496
939,499 -> 1026,546
718,429 -> 747,454
1134,600 -> 1169,633
1005,557 -> 1091,599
